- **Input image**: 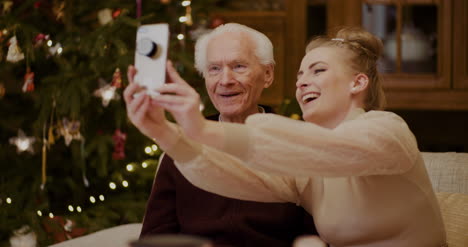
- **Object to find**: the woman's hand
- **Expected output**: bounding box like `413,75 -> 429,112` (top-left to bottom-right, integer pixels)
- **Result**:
152,61 -> 206,140
124,65 -> 173,146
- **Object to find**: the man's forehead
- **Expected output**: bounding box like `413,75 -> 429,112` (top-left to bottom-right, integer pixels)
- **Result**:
206,34 -> 256,63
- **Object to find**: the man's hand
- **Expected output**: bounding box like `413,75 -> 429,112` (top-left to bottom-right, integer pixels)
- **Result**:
124,65 -> 175,148
152,61 -> 207,141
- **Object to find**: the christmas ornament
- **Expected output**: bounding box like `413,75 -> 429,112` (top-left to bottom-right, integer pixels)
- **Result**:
43,216 -> 86,243
112,129 -> 127,160
23,68 -> 35,92
58,118 -> 82,146
184,6 -> 193,26
290,114 -> 301,120
111,68 -> 122,88
34,33 -> 50,47
48,42 -> 63,55
210,16 -> 225,29
112,8 -> 122,19
9,129 -> 36,154
6,36 -> 25,63
2,1 -> 13,14
9,226 -> 37,247
98,8 -> 113,25
53,0 -> 65,21
94,79 -> 120,107
161,0 -> 171,4
0,83 -> 5,98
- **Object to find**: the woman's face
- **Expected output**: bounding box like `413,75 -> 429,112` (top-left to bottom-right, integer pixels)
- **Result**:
295,46 -> 357,128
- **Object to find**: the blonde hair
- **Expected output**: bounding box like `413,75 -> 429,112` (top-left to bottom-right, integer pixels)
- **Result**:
306,27 -> 386,111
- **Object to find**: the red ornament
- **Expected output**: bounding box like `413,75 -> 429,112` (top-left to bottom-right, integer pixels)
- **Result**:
111,68 -> 122,88
112,129 -> 127,160
42,216 -> 87,243
112,8 -> 122,18
34,33 -> 49,47
23,68 -> 35,92
210,16 -> 225,29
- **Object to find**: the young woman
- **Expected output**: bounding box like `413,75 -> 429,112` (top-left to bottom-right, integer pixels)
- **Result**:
125,27 -> 447,246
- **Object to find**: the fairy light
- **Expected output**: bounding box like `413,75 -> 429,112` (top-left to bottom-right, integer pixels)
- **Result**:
68,205 -> 74,212
49,212 -> 54,218
47,40 -> 53,47
37,210 -> 42,217
122,180 -> 129,187
6,198 -> 12,204
199,102 -> 205,112
57,47 -> 63,54
179,16 -> 188,23
142,162 -> 148,168
126,164 -> 134,172
182,1 -> 191,7
89,196 -> 96,203
177,34 -> 185,40
99,195 -> 105,201
151,144 -> 158,151
109,182 -> 117,190
76,206 -> 82,213
144,146 -> 152,154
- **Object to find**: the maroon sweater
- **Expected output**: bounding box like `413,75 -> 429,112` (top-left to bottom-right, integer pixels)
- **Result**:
140,114 -> 317,247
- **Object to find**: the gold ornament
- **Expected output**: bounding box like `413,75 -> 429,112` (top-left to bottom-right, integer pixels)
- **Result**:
53,0 -> 65,21
290,114 -> 301,120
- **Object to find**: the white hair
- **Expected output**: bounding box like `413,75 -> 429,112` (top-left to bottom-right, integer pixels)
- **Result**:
194,23 -> 275,77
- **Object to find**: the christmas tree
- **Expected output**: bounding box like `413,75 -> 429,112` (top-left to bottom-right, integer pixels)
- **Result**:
0,0 -> 222,246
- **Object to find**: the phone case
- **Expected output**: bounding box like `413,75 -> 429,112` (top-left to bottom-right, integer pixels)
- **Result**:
134,23 -> 169,97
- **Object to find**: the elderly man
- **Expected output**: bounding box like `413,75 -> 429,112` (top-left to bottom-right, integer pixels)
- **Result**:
125,23 -> 315,246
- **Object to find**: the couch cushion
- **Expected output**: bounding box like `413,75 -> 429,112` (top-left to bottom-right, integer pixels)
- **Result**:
422,152 -> 468,194
436,192 -> 468,247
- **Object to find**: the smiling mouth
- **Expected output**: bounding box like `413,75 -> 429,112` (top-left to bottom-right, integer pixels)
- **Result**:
302,94 -> 319,103
219,92 -> 241,98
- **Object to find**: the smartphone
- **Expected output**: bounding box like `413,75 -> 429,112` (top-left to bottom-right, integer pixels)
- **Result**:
134,23 -> 169,97
129,234 -> 212,247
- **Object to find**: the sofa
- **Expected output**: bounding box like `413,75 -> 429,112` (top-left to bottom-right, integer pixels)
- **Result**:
49,152 -> 468,247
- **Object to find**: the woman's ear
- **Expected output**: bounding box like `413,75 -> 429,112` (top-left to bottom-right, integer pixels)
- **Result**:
263,64 -> 274,88
350,73 -> 369,94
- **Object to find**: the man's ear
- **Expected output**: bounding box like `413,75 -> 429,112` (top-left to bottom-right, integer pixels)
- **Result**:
263,64 -> 274,88
350,73 -> 369,95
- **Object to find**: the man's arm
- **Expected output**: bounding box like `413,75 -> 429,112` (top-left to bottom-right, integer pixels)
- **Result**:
140,154 -> 180,237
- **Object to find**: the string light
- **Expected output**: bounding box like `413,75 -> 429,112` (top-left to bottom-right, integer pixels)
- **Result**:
47,40 -> 53,47
76,206 -> 82,213
68,205 -> 74,212
151,144 -> 158,151
57,47 -> 63,54
179,16 -> 188,23
99,195 -> 105,201
122,180 -> 129,187
177,34 -> 185,40
144,146 -> 152,154
49,212 -> 54,218
6,198 -> 12,204
37,210 -> 42,216
126,164 -> 134,172
142,162 -> 148,168
109,182 -> 117,190
182,1 -> 191,7
89,196 -> 96,203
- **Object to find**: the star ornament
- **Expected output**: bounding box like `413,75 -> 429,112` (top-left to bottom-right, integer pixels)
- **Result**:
59,118 -> 82,146
9,129 -> 36,153
94,79 -> 120,107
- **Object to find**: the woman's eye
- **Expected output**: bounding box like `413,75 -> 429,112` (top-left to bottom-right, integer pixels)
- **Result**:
314,69 -> 326,74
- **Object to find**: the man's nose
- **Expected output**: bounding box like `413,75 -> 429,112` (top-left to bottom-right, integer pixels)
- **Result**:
219,68 -> 235,85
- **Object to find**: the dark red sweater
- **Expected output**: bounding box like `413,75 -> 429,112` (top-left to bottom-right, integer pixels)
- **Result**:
140,114 -> 317,247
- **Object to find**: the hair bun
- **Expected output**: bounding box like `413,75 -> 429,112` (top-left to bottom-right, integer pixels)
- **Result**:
335,27 -> 383,59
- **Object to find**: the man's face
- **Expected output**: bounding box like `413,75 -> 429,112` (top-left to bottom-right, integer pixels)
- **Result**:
204,32 -> 273,118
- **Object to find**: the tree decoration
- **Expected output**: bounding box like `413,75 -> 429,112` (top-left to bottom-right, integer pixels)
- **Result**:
112,129 -> 127,160
98,8 -> 113,26
9,129 -> 36,154
23,68 -> 35,93
2,1 -> 13,15
34,33 -> 50,47
53,0 -> 65,21
9,226 -> 37,247
6,36 -> 25,63
42,217 -> 86,243
111,68 -> 122,88
94,79 -> 120,107
112,8 -> 122,19
290,114 -> 301,120
48,42 -> 63,56
160,0 -> 171,4
58,118 -> 82,146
